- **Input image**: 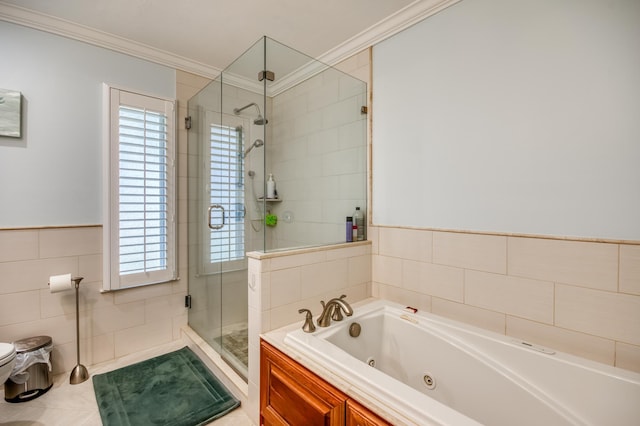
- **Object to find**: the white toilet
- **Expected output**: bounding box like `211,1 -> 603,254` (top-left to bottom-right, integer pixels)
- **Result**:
0,342 -> 17,384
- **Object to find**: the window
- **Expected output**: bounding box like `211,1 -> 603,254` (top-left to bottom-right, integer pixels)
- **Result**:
198,112 -> 247,275
208,123 -> 245,263
103,86 -> 177,290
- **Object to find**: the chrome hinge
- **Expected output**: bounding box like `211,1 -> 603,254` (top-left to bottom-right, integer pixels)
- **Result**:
185,294 -> 192,309
185,116 -> 192,130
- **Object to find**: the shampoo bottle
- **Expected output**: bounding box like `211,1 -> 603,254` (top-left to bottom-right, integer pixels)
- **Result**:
267,173 -> 276,199
353,207 -> 365,241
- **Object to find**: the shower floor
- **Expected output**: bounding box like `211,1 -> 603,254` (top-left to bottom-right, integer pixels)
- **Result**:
213,323 -> 248,379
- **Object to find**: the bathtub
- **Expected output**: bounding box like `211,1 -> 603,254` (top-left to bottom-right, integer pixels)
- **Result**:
283,299 -> 640,425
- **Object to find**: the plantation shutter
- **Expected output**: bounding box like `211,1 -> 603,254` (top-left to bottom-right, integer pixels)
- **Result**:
104,87 -> 177,290
209,124 -> 244,264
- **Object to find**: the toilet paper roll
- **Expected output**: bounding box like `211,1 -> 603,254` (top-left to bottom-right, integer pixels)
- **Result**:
49,273 -> 73,293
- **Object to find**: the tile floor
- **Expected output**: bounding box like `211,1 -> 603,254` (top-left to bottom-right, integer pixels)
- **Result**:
0,341 -> 254,425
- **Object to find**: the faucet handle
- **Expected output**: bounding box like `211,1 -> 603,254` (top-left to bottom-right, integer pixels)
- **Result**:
298,308 -> 316,333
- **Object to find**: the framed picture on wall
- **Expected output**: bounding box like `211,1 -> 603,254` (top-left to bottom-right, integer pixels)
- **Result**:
0,88 -> 22,138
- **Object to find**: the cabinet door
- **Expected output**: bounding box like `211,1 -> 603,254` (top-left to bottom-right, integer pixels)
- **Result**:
346,399 -> 393,426
261,340 -> 347,426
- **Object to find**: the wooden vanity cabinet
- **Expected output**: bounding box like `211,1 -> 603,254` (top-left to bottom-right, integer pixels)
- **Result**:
260,340 -> 392,426
261,340 -> 347,425
346,399 -> 392,426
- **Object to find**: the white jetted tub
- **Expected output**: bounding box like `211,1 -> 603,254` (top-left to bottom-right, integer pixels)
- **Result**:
284,299 -> 640,425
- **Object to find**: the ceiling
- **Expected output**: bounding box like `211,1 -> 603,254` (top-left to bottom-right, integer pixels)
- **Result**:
0,0 -> 457,78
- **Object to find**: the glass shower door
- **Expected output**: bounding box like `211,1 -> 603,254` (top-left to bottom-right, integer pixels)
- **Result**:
187,85 -> 252,380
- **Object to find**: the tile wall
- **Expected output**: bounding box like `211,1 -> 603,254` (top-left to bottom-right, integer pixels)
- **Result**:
246,241 -> 372,421
0,70 -> 207,376
369,225 -> 640,373
267,51 -> 369,249
0,227 -> 187,374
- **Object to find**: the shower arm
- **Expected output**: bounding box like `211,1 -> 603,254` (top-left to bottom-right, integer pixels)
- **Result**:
234,102 -> 261,116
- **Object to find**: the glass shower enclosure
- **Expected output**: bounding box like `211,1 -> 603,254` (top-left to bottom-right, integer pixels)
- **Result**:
187,37 -> 367,382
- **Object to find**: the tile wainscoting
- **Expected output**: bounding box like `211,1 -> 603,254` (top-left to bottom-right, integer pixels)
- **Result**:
369,225 -> 640,373
0,226 -> 188,375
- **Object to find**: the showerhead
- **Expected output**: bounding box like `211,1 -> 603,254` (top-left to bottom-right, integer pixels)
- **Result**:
253,115 -> 268,125
234,102 -> 268,125
244,139 -> 264,157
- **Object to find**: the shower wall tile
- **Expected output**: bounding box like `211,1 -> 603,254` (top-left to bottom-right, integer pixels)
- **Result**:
620,244 -> 640,295
307,78 -> 339,111
508,237 -> 618,291
176,70 -> 210,100
433,231 -> 507,274
335,48 -> 370,84
431,298 -> 505,335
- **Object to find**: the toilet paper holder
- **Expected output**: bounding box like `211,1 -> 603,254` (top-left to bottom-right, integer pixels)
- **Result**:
47,275 -> 89,384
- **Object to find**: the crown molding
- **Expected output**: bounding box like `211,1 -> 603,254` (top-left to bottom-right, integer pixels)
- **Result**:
0,0 -> 459,83
0,2 -> 222,79
317,0 -> 461,66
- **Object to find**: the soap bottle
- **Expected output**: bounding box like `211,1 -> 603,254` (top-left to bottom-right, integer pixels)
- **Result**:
267,173 -> 276,199
353,207 -> 365,241
346,216 -> 353,242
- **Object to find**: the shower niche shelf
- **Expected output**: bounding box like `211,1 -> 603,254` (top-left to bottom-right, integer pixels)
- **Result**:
258,197 -> 282,202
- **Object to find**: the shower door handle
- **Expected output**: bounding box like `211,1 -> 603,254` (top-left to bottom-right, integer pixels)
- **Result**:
208,204 -> 225,230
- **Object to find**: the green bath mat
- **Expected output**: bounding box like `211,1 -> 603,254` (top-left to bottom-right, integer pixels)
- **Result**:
93,347 -> 240,426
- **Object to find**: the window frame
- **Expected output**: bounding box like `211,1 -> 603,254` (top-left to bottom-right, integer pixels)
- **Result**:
103,84 -> 177,291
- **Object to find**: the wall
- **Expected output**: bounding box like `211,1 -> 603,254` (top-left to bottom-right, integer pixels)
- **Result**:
269,58 -> 368,248
0,21 -> 176,227
0,227 -> 187,374
247,241 -> 372,422
372,0 -> 640,241
370,227 -> 640,372
0,24 -> 197,375
367,0 -> 640,373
